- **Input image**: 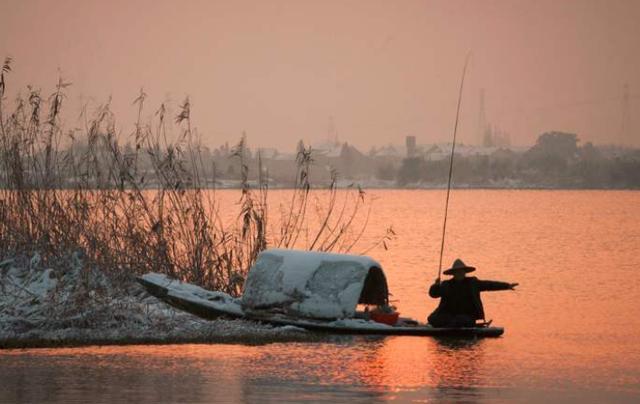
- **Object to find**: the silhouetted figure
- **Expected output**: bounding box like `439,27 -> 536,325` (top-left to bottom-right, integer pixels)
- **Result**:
428,259 -> 518,328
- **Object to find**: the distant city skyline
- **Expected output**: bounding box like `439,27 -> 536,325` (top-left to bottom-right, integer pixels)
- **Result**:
1,0 -> 639,151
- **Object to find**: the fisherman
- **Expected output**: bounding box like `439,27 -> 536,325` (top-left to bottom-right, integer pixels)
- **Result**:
428,259 -> 518,328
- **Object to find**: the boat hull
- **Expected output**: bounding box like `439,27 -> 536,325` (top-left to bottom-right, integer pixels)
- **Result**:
137,273 -> 504,338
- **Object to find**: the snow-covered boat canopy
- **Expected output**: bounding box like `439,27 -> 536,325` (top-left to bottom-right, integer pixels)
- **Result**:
241,249 -> 389,320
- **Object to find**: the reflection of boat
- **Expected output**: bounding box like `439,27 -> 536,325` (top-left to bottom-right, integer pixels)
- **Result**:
137,249 -> 504,338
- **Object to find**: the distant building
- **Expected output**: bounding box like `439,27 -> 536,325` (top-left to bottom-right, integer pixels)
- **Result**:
483,124 -> 511,148
478,89 -> 487,146
425,144 -> 448,161
406,136 -> 417,158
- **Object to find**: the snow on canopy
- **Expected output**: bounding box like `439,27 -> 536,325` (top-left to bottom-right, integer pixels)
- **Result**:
241,249 -> 389,319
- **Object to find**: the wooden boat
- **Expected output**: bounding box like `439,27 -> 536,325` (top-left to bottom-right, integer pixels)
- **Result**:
137,249 -> 504,338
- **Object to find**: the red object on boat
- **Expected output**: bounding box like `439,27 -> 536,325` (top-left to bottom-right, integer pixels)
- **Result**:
371,311 -> 400,325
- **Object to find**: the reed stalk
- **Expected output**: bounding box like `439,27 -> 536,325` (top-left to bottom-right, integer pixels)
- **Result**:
0,62 -> 387,296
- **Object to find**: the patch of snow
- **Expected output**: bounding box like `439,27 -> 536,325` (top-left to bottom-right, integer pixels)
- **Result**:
328,318 -> 393,330
140,273 -> 244,316
26,268 -> 58,297
0,255 -> 315,348
276,325 -> 308,333
241,249 -> 383,319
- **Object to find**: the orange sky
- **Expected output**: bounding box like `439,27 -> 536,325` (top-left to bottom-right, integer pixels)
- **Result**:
1,0 -> 639,150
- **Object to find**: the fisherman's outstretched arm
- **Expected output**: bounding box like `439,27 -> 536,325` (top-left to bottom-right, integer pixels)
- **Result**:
478,280 -> 517,291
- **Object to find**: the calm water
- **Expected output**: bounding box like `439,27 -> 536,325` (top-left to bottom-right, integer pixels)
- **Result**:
2,190 -> 639,403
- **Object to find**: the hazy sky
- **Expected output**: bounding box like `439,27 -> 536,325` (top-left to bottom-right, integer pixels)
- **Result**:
1,0 -> 639,150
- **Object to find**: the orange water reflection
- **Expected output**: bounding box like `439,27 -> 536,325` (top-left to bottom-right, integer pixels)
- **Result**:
1,340 -> 492,402
351,337 -> 487,390
2,190 -> 640,402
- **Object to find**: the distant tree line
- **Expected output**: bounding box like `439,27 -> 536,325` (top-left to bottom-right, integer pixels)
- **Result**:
395,132 -> 640,188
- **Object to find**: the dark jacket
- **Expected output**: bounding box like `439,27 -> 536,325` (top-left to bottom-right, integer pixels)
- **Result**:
428,276 -> 511,320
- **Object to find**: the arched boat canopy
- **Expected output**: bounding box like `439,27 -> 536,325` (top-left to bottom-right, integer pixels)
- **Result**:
241,249 -> 389,319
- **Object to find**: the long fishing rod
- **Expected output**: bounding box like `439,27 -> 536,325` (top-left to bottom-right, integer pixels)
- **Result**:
437,54 -> 471,281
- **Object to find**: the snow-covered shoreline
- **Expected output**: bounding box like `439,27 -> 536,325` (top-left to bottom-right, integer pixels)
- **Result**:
0,254 -> 313,349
